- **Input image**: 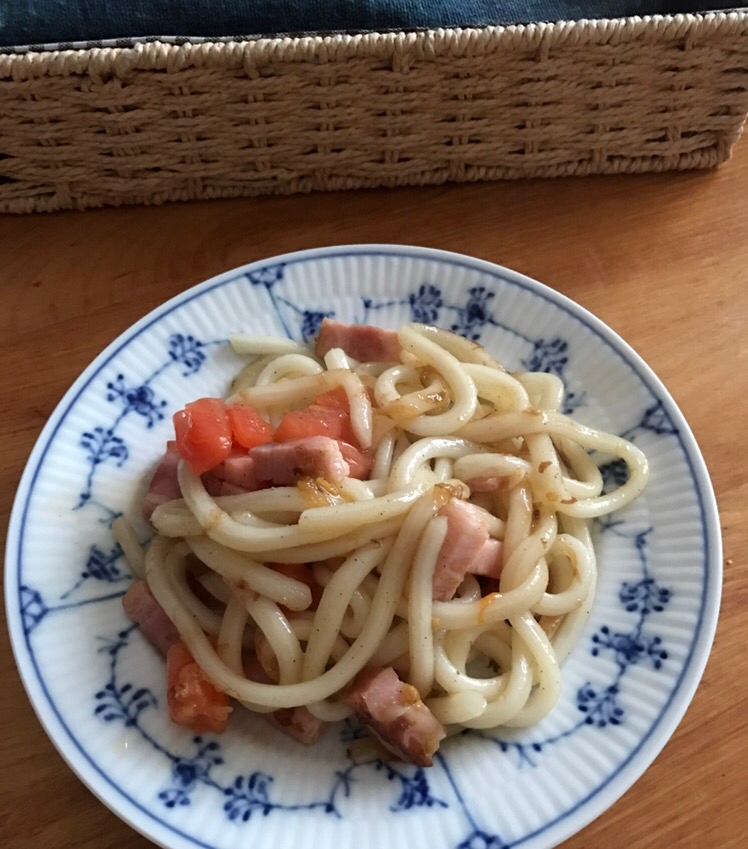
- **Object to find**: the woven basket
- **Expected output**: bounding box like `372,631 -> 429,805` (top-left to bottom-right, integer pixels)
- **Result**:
1,11 -> 747,213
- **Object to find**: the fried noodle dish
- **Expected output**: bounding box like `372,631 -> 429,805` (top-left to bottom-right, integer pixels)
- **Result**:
117,320 -> 648,766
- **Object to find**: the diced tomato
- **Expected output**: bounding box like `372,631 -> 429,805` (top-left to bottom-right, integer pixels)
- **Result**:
227,404 -> 273,449
318,385 -> 376,407
269,562 -> 323,611
274,404 -> 356,445
315,387 -> 350,410
166,640 -> 231,734
173,398 -> 232,475
338,441 -> 373,480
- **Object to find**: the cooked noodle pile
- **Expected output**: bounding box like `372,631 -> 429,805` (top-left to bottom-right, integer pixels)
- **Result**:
117,322 -> 648,763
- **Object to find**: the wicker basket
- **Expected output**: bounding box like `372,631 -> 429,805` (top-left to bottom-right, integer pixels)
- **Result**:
1,11 -> 747,213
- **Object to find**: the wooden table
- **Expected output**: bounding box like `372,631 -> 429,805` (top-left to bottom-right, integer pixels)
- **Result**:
1,140 -> 746,849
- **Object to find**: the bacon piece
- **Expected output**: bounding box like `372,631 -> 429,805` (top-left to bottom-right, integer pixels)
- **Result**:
468,538 -> 504,577
202,476 -> 250,497
216,481 -> 249,496
337,441 -> 373,480
344,667 -> 445,767
202,475 -> 223,497
250,436 -> 350,485
432,499 -> 504,601
243,654 -> 323,745
315,319 -> 400,363
203,449 -> 259,495
215,450 -> 258,488
205,438 -> 356,494
122,579 -> 180,656
143,441 -> 182,518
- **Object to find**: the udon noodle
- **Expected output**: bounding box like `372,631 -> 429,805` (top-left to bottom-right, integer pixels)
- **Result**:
118,321 -> 648,763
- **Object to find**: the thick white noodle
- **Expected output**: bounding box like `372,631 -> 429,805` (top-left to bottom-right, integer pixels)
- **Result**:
112,516 -> 145,579
517,372 -> 564,410
230,334 -> 310,356
459,410 -> 648,517
303,541 -> 392,680
464,362 -> 531,412
255,353 -> 324,384
246,596 -> 304,686
323,347 -> 356,371
217,596 -> 248,674
146,493 -> 441,708
186,536 -> 313,611
388,436 -> 486,492
407,516 -> 448,696
165,544 -> 224,635
391,324 -> 478,435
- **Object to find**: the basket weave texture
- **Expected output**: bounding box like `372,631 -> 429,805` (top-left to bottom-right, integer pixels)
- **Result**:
1,12 -> 747,213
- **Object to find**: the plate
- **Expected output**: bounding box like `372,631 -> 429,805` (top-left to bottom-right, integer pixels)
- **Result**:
5,245 -> 721,849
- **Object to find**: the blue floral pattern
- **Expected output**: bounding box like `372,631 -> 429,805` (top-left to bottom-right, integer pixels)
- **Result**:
636,401 -> 679,437
521,338 -> 569,376
13,254 -> 703,849
78,427 -> 129,511
82,620 -> 445,822
300,310 -> 333,342
75,332 -> 223,523
169,334 -> 208,377
359,279 -> 588,410
599,458 -> 630,491
223,772 -> 275,821
458,832 -> 508,849
409,284 -> 443,324
377,763 -> 447,813
576,684 -> 625,728
60,545 -> 128,600
19,586 -> 48,634
94,629 -> 158,727
106,375 -> 167,426
160,741 -> 225,809
363,280 -> 518,343
450,286 -> 496,340
591,628 -> 668,671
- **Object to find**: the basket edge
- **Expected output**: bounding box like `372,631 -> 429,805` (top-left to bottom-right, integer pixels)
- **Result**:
1,11 -> 748,80
1,140 -> 742,215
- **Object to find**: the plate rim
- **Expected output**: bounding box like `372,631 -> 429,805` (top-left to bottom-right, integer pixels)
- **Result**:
5,243 -> 723,849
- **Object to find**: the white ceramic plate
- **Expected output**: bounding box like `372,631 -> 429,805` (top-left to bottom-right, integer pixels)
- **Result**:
6,245 -> 721,849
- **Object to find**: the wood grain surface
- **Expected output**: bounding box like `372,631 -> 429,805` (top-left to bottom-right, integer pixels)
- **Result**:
1,140 -> 746,849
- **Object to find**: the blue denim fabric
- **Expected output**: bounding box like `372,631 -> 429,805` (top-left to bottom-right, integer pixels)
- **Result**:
0,1 -> 740,49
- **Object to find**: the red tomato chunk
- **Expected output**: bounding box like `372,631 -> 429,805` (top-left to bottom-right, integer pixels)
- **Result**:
173,398 -> 233,475
227,404 -> 273,449
166,640 -> 231,734
274,404 -> 356,445
314,387 -> 350,410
